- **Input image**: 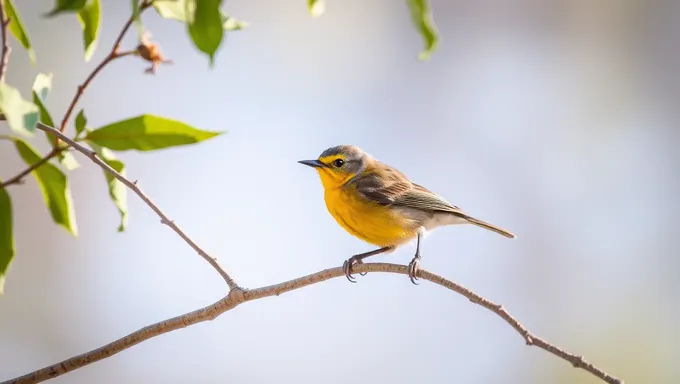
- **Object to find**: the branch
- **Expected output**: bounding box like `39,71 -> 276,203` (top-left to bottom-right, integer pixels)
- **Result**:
57,1 -> 155,134
57,50 -> 134,135
35,123 -> 239,290
0,3 -> 148,189
1,262 -> 623,384
2,123 -> 623,384
0,151 -> 54,187
0,2 -> 10,83
0,4 -> 622,384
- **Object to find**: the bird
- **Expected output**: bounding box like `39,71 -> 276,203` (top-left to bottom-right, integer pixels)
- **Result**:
298,145 -> 516,284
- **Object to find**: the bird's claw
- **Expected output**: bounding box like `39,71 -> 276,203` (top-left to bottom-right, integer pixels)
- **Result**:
408,254 -> 422,285
342,256 -> 366,283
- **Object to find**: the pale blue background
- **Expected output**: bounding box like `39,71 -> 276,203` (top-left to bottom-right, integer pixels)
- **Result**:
1,1 -> 679,383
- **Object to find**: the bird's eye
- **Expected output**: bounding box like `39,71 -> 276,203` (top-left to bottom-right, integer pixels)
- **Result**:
333,159 -> 345,167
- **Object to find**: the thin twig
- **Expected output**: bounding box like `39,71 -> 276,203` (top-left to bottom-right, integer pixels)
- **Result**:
0,49 -> 134,188
57,51 -> 134,135
58,0 -> 153,133
0,152 -> 55,187
35,123 -> 239,290
1,262 -> 623,384
0,4 -> 149,189
56,2 -> 155,134
0,2 -> 10,83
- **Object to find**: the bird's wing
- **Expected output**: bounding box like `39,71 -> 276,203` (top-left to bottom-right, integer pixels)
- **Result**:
395,183 -> 466,215
352,161 -> 413,205
353,161 -> 465,215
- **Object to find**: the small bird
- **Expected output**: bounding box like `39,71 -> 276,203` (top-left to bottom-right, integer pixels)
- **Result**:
298,145 -> 516,284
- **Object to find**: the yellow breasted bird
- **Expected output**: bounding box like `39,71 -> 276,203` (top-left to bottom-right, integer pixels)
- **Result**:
299,145 -> 516,284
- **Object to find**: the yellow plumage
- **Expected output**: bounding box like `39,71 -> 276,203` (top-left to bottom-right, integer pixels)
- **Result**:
299,145 -> 515,284
323,182 -> 417,248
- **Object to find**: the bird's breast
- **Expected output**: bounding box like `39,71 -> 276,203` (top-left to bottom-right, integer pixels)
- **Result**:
323,186 -> 418,247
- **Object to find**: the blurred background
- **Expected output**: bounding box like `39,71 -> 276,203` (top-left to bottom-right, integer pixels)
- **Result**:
1,0 -> 679,383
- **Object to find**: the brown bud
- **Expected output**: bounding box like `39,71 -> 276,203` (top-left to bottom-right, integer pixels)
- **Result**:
135,34 -> 173,74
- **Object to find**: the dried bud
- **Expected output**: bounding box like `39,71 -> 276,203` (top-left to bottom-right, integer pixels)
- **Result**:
135,32 -> 172,74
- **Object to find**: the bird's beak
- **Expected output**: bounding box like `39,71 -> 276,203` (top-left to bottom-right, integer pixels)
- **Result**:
298,159 -> 324,168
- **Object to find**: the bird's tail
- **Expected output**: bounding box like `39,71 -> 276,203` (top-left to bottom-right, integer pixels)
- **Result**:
463,215 -> 516,239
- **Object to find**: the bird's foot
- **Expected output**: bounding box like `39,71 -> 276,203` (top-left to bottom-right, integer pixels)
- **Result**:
407,254 -> 422,285
342,255 -> 367,283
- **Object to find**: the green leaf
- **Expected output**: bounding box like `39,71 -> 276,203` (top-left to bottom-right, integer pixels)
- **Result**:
307,0 -> 324,17
32,93 -> 57,147
131,0 -> 140,19
57,151 -> 80,171
406,0 -> 438,60
153,0 -> 246,31
32,73 -> 57,147
153,0 -> 189,21
85,114 -> 222,151
77,0 -> 101,61
0,179 -> 14,294
131,0 -> 144,36
91,145 -> 127,232
46,0 -> 87,16
75,108 -> 87,136
222,13 -> 248,30
32,95 -> 53,128
0,82 -> 39,136
32,73 -> 53,101
29,76 -> 81,171
13,139 -> 78,236
2,0 -> 35,63
103,157 -> 127,232
187,0 -> 223,65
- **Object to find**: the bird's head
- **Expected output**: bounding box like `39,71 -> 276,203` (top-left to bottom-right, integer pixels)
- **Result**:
298,145 -> 370,189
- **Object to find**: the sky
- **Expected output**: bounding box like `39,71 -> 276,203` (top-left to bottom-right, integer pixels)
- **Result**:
1,1 -> 679,383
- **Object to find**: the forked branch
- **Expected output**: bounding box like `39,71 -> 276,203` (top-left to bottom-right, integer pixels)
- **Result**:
0,1 -> 622,382
0,1 -> 149,188
33,123 -> 239,290
0,124 -> 625,384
